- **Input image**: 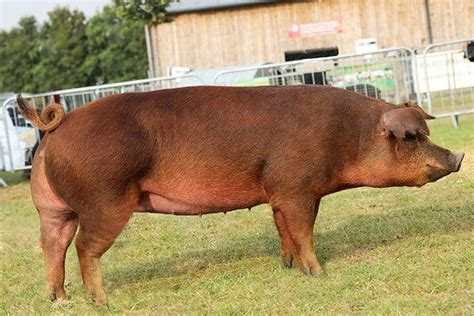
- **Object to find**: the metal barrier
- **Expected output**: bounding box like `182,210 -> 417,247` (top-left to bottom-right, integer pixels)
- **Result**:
417,39 -> 474,126
1,75 -> 203,171
22,74 -> 203,111
214,47 -> 420,106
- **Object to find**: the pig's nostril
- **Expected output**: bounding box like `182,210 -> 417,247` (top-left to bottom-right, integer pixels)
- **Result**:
453,151 -> 465,172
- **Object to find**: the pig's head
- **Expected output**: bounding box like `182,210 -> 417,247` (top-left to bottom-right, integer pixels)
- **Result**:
348,103 -> 464,188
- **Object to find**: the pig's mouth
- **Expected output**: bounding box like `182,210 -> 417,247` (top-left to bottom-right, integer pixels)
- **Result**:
426,151 -> 464,183
426,164 -> 452,182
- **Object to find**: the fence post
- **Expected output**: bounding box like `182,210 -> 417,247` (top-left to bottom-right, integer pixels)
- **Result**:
422,38 -> 474,120
2,98 -> 15,172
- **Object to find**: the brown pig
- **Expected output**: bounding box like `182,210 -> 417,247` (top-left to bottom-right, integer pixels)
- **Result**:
16,86 -> 464,304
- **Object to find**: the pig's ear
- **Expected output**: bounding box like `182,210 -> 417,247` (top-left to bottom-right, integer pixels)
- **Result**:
382,107 -> 430,139
401,102 -> 435,120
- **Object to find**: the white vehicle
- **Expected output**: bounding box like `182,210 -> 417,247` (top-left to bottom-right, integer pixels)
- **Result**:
0,94 -> 36,171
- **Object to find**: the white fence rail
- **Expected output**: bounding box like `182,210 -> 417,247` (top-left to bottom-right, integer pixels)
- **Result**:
23,75 -> 203,111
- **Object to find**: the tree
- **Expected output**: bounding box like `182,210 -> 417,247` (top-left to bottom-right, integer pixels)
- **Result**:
113,0 -> 171,25
31,7 -> 89,92
0,4 -> 153,94
84,5 -> 148,84
0,17 -> 41,92
113,0 -> 171,77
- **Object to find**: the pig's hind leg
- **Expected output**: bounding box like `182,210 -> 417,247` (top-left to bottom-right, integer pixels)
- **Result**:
74,194 -> 137,305
38,211 -> 78,302
31,152 -> 78,302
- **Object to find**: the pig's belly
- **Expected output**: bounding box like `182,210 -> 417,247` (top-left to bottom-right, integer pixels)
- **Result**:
137,177 -> 268,215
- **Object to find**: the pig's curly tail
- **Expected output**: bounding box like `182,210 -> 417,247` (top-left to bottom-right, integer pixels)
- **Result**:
16,94 -> 65,132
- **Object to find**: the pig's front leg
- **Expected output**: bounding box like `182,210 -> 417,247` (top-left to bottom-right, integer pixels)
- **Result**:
271,196 -> 322,275
273,208 -> 298,268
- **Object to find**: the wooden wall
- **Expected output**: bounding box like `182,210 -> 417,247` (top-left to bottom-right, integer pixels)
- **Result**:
150,0 -> 474,76
429,0 -> 473,43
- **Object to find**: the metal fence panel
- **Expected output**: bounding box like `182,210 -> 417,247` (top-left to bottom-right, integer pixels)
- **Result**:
214,48 -> 419,106
26,75 -> 203,111
417,39 -> 474,124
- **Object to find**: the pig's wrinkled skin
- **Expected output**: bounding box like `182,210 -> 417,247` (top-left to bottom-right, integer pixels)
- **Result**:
17,86 -> 464,304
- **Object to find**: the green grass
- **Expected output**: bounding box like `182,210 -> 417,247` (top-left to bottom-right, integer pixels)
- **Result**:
1,121 -> 473,314
0,171 -> 27,186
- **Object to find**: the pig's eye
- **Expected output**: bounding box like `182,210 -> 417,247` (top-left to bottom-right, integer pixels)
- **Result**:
388,132 -> 397,140
404,133 -> 417,141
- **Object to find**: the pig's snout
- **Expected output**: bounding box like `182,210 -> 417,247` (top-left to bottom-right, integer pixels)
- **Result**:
426,150 -> 464,183
451,151 -> 464,172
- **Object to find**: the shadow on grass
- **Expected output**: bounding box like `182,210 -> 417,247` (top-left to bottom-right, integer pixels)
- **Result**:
106,203 -> 473,288
316,204 -> 473,264
0,171 -> 29,187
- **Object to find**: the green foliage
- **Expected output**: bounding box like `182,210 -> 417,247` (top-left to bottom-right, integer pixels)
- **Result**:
0,17 -> 41,92
84,5 -> 148,84
33,8 -> 89,91
114,0 -> 171,25
0,4 -> 151,94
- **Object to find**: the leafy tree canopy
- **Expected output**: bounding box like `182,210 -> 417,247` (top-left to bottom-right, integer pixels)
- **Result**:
33,7 -> 89,91
0,17 -> 41,92
0,2 -> 164,94
84,5 -> 149,85
114,0 -> 171,25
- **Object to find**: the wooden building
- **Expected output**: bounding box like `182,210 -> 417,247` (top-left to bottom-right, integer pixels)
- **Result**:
148,0 -> 474,76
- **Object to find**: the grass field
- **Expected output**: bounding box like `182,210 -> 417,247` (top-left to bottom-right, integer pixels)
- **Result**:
1,117 -> 473,314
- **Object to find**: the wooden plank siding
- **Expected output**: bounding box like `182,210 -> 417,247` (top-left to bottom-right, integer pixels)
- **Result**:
150,0 -> 474,76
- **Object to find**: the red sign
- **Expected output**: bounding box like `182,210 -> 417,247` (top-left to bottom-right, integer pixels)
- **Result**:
288,20 -> 342,38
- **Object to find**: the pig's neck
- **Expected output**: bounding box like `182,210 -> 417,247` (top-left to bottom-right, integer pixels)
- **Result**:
337,158 -> 394,189
333,110 -> 393,190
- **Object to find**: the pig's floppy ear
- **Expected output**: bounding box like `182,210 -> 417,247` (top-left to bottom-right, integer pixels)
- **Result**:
382,107 -> 430,139
401,102 -> 435,120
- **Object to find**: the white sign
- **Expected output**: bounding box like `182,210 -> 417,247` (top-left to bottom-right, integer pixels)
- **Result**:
355,38 -> 378,54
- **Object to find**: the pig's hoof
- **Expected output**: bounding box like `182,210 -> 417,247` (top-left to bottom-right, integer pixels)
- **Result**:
88,292 -> 107,306
49,290 -> 67,302
301,264 -> 325,276
280,251 -> 296,268
49,292 -> 57,302
281,255 -> 293,268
